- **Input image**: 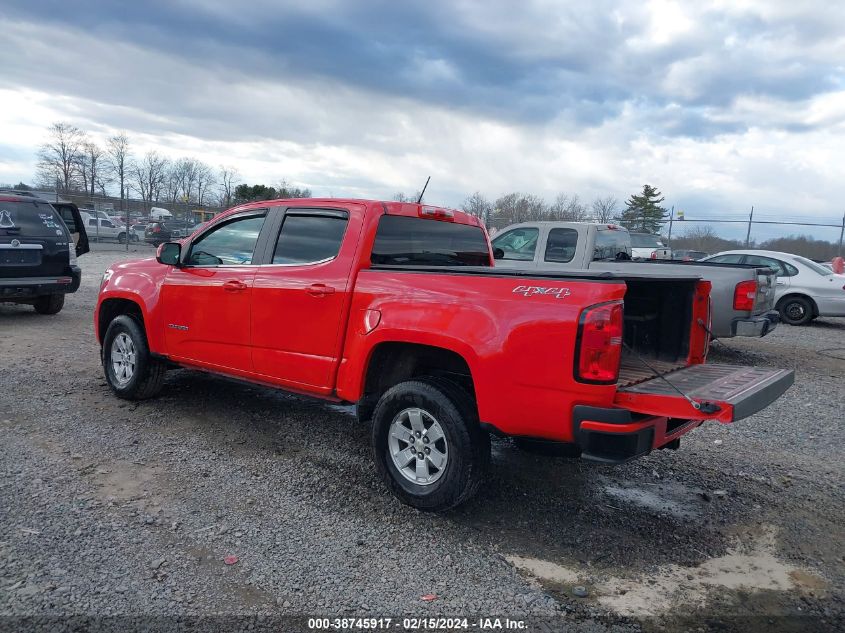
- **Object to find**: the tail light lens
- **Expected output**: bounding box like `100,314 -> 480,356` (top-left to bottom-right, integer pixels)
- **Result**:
152,225 -> 161,233
733,280 -> 757,311
419,206 -> 455,221
575,301 -> 623,384
650,251 -> 657,259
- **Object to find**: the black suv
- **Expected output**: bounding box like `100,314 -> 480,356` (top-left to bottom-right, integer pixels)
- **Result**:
0,193 -> 89,314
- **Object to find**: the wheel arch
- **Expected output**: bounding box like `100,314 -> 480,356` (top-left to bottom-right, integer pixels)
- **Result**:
357,341 -> 476,422
97,297 -> 147,344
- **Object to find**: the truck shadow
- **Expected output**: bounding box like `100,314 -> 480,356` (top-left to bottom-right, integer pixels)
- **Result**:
147,370 -> 737,575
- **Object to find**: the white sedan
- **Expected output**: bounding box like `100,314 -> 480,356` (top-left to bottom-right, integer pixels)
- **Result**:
703,249 -> 845,325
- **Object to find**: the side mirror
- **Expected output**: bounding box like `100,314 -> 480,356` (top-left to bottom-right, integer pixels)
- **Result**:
493,247 -> 505,260
156,242 -> 182,266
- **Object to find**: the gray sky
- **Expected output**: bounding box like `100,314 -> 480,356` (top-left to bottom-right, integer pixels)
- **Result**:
1,0 -> 844,240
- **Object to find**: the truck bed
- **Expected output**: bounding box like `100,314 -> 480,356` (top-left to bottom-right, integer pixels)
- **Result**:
617,357 -> 687,388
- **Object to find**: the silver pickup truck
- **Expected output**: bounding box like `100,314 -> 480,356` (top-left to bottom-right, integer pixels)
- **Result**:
491,221 -> 779,339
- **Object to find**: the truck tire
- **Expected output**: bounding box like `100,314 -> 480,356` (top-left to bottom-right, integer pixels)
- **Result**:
777,296 -> 814,326
371,377 -> 490,512
102,315 -> 166,400
118,232 -> 127,244
33,293 -> 64,315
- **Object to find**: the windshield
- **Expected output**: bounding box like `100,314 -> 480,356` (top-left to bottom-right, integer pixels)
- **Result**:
630,233 -> 664,248
0,200 -> 67,238
793,256 -> 833,276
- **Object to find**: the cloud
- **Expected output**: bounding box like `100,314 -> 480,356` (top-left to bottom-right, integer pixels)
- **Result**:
0,0 -> 844,234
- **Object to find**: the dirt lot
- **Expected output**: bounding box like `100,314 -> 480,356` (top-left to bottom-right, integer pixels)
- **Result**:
1,244 -> 843,632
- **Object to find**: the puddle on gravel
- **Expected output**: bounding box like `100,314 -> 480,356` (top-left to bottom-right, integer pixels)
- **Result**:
507,526 -> 826,617
602,479 -> 704,519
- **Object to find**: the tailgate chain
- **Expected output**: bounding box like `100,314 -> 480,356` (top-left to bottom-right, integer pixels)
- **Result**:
621,342 -> 721,414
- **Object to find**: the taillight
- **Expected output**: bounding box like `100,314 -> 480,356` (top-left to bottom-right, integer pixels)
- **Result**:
419,206 -> 455,221
152,225 -> 161,233
650,251 -> 657,259
575,301 -> 623,384
733,280 -> 757,311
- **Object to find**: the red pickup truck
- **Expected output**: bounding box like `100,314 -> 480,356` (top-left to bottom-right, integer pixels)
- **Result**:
95,199 -> 793,511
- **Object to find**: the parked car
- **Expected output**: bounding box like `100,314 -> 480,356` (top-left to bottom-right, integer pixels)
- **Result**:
144,221 -> 181,245
0,189 -> 90,258
81,213 -> 138,243
0,192 -> 87,314
703,250 -> 845,325
95,199 -> 793,511
672,249 -> 710,261
491,222 -> 779,339
630,232 -> 671,260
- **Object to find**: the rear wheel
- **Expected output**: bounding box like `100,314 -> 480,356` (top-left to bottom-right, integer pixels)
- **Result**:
371,377 -> 490,512
778,296 -> 813,326
102,315 -> 166,399
118,232 -> 127,244
33,293 -> 64,315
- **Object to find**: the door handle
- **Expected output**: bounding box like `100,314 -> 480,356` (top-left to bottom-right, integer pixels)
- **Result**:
223,280 -> 248,293
307,283 -> 336,297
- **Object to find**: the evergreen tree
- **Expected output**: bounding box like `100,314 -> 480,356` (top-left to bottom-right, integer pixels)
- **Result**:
618,184 -> 668,233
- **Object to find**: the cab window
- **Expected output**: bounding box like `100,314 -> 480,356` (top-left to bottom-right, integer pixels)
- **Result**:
272,213 -> 348,265
593,229 -> 631,261
544,228 -> 578,263
187,215 -> 266,266
491,228 -> 539,261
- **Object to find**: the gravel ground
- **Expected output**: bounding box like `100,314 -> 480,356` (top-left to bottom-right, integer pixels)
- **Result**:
0,244 -> 843,632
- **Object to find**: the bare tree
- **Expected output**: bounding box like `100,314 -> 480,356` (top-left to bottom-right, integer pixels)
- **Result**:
492,193 -> 547,225
36,122 -> 86,192
218,165 -> 240,208
195,162 -> 215,205
172,157 -> 199,204
591,195 -> 618,223
548,193 -> 588,221
107,133 -> 131,213
78,141 -> 107,197
461,191 -> 494,226
130,151 -> 169,211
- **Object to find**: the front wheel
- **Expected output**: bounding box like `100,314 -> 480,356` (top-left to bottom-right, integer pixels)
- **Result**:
102,315 -> 166,399
778,296 -> 813,326
371,377 -> 490,512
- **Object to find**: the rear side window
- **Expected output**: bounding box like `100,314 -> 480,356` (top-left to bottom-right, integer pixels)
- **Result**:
371,215 -> 490,266
273,213 -> 348,265
0,200 -> 67,238
544,228 -> 578,263
708,254 -> 744,265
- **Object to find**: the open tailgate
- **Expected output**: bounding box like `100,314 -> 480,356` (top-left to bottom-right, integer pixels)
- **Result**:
615,364 -> 794,423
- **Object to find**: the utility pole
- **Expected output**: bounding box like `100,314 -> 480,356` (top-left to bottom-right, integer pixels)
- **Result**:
839,210 -> 845,256
745,206 -> 754,247
667,205 -> 674,244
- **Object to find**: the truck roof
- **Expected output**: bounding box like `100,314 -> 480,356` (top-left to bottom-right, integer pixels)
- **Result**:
230,198 -> 483,227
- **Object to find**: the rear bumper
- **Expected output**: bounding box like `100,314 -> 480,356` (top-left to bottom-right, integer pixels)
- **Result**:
572,405 -> 701,464
0,267 -> 81,299
731,310 -> 779,337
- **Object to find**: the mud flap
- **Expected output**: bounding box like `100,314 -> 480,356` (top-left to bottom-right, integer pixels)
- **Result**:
614,364 -> 794,423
